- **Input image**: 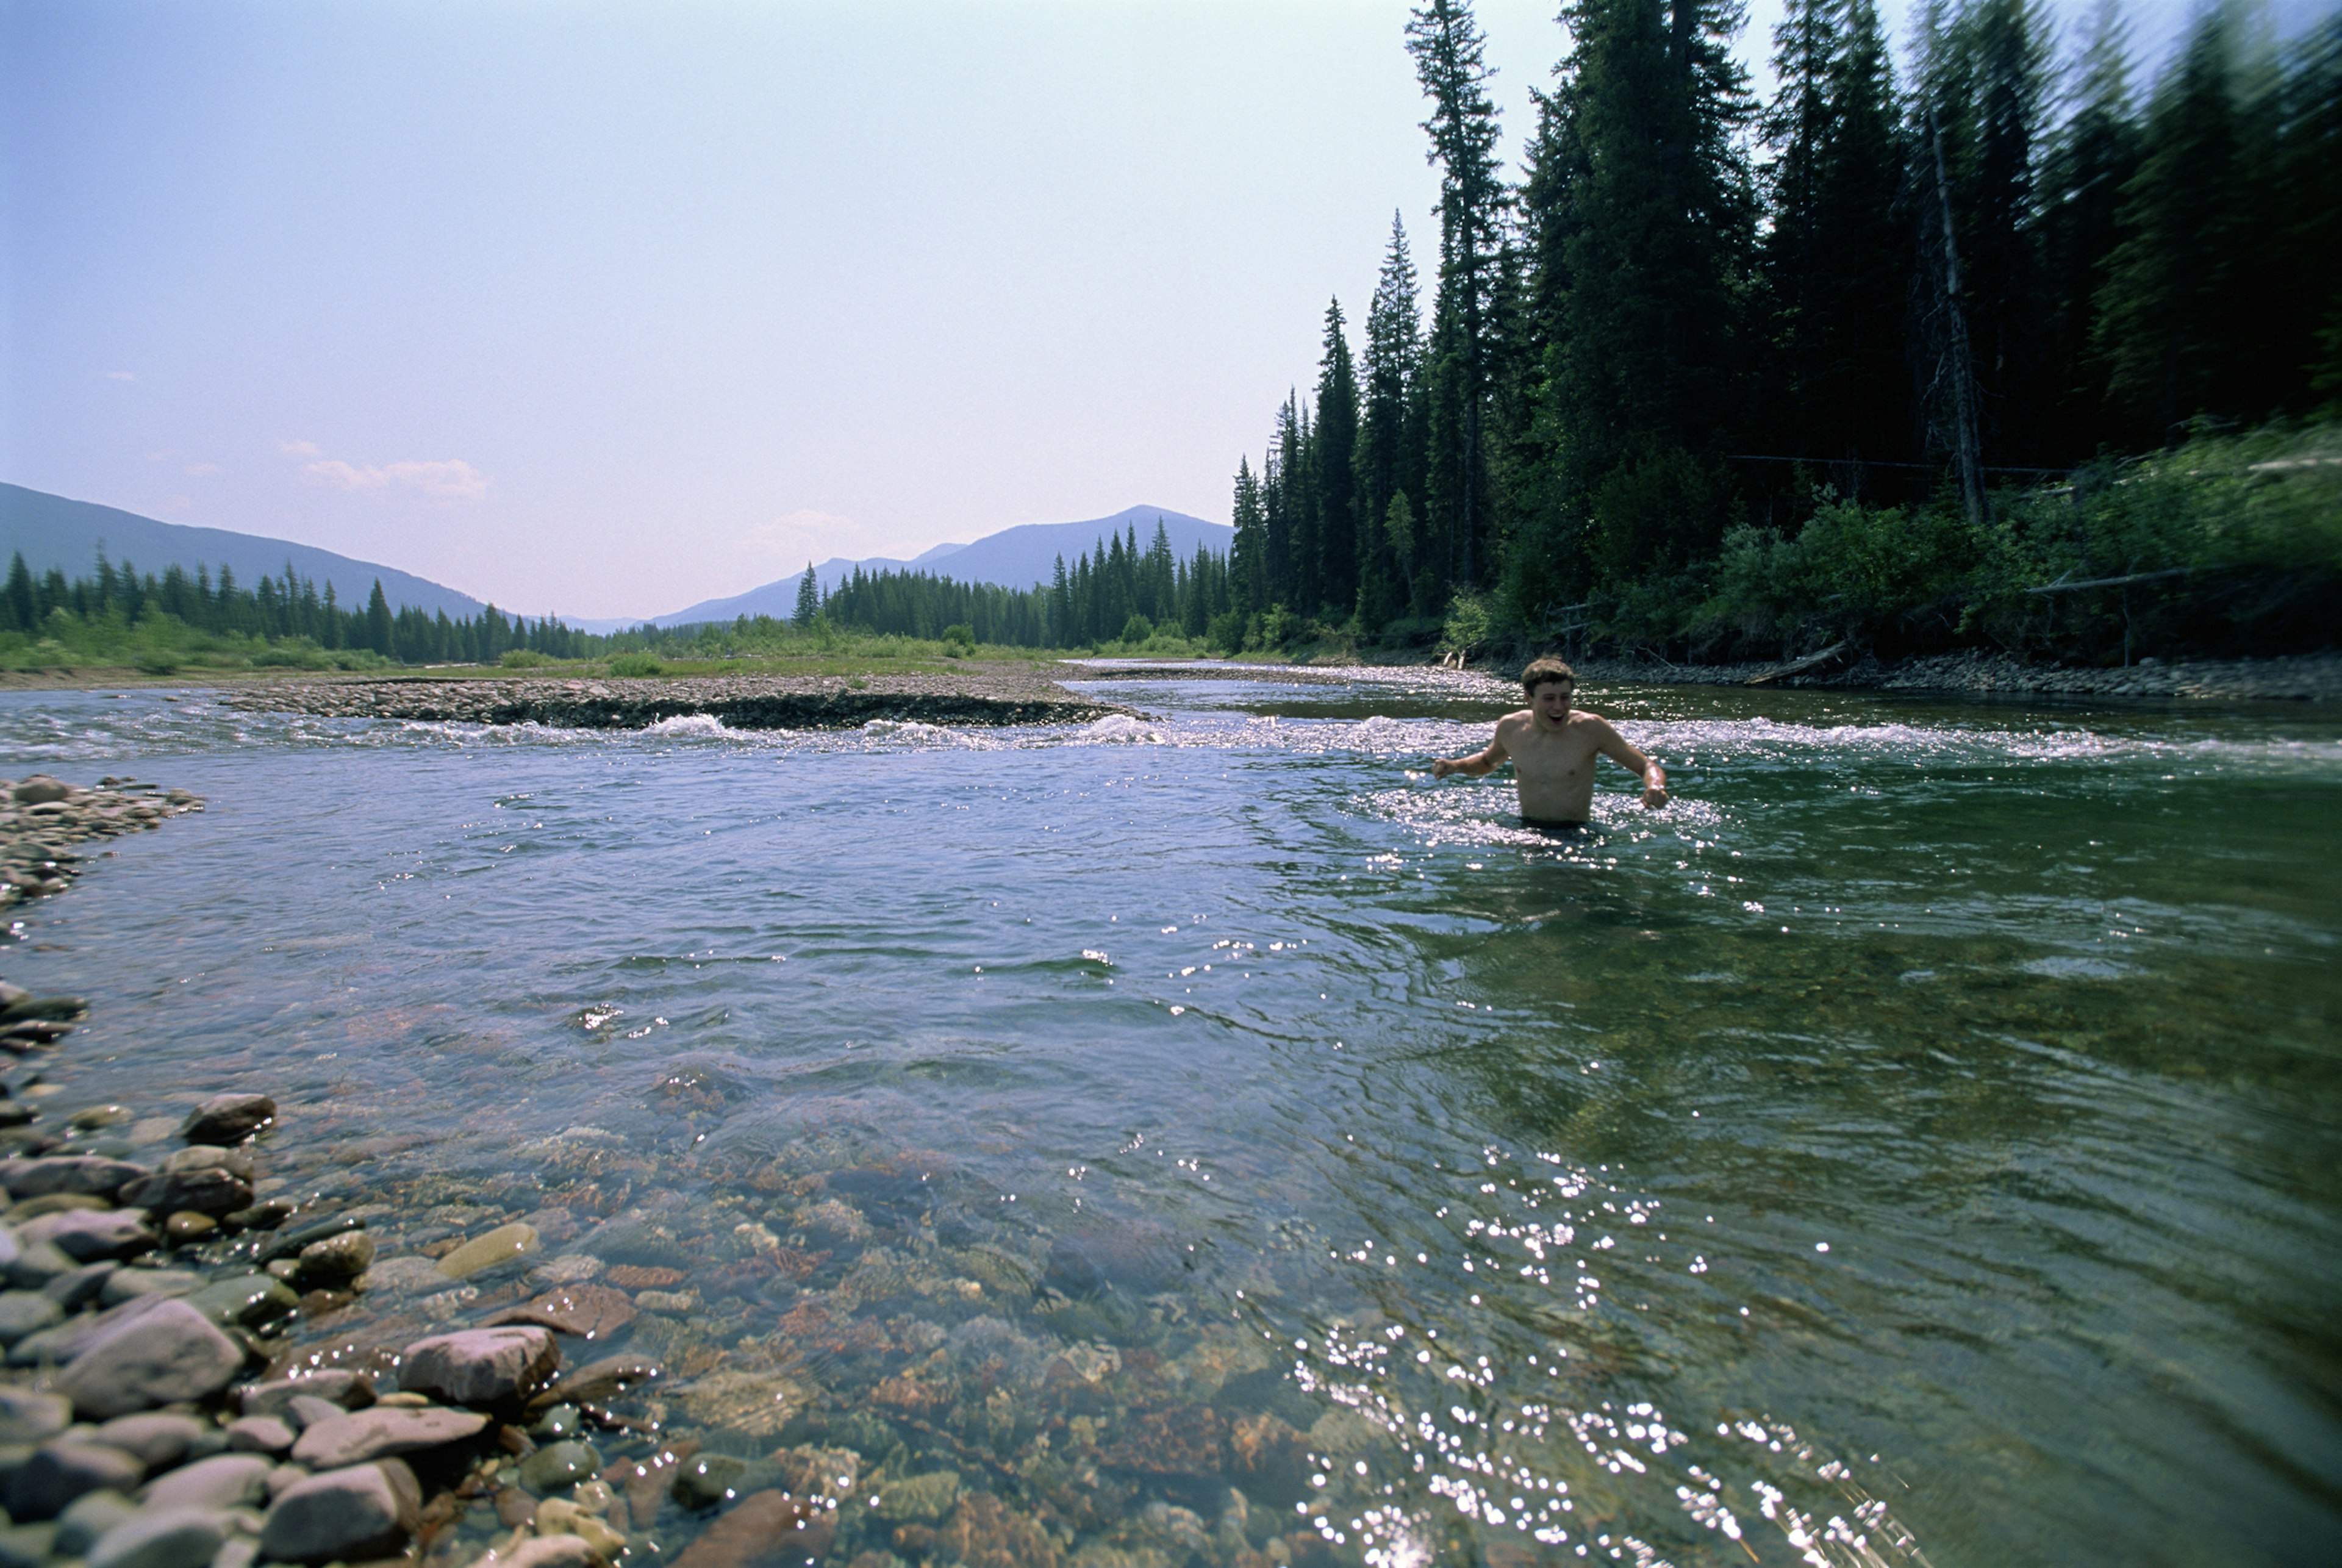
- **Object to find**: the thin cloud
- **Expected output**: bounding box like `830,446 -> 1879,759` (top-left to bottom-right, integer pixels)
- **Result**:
285,441 -> 489,501
737,508 -> 851,557
184,462 -> 221,477
104,370 -> 135,382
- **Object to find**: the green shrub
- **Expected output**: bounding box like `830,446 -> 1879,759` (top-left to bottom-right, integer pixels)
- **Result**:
1117,614 -> 1153,645
1206,609 -> 1246,656
1439,593 -> 1492,659
606,652 -> 664,676
500,648 -> 554,669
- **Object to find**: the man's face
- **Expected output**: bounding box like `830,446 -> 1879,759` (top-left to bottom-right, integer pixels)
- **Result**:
1528,679 -> 1574,725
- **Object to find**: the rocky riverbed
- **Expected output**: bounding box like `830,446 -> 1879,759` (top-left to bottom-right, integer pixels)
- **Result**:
1,776 -> 203,913
0,775 -> 1372,1568
221,674 -> 1134,731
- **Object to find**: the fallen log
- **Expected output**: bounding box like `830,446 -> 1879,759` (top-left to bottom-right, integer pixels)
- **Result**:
1746,640 -> 1850,686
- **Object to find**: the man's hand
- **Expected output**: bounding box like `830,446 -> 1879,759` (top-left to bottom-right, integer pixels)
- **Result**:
1641,768 -> 1669,809
1432,757 -> 1458,778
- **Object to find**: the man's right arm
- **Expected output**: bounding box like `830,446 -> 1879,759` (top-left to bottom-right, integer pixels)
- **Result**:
1432,723 -> 1510,778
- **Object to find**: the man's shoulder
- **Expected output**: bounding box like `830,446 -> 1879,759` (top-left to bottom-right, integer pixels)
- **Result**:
1495,707 -> 1534,731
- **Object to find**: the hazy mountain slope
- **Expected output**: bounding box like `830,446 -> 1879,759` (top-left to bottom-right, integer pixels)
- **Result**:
650,505 -> 1229,627
0,484 -> 490,621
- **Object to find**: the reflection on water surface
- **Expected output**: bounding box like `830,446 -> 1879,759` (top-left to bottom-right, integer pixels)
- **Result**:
2,673 -> 2337,1567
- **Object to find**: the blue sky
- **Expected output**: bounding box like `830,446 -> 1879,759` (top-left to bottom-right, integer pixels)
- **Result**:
1,0 -> 2229,619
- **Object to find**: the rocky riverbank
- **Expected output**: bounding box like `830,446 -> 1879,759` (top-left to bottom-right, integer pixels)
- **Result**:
223,673 -> 1133,731
1,776 -> 204,913
1537,647 -> 2342,701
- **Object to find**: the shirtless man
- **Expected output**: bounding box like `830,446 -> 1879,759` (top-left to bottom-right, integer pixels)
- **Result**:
1430,658 -> 1668,828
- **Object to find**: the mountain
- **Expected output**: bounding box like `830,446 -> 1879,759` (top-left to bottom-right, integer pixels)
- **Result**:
0,484 -> 490,621
648,505 -> 1231,628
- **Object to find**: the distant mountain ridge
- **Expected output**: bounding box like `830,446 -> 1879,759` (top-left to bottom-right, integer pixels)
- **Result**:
645,505 -> 1231,628
0,484 -> 490,621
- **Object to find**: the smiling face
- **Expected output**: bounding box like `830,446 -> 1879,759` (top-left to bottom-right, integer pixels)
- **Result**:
1527,677 -> 1574,728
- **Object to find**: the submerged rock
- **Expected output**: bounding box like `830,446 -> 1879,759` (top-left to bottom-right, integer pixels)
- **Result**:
181,1094 -> 276,1147
401,1325 -> 560,1406
668,1489 -> 833,1568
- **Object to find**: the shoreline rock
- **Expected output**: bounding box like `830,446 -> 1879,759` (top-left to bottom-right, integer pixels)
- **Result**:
0,777 -> 204,914
221,671 -> 1135,729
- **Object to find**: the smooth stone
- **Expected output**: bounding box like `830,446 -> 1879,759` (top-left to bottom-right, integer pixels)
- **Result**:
0,1291 -> 61,1345
88,1506 -> 227,1568
235,1372 -> 374,1421
525,1355 -> 659,1413
477,1533 -> 602,1568
210,1536 -> 259,1568
10,778 -> 69,805
20,1209 -> 156,1263
257,1460 -> 418,1564
528,1405 -> 581,1441
100,1269 -> 200,1306
120,1167 -> 252,1218
56,1298 -> 243,1418
252,1216 -> 360,1267
282,1395 -> 345,1431
399,1326 -> 559,1406
5,1442 -> 145,1520
0,1522 -> 53,1568
54,1488 -> 141,1554
668,1453 -> 743,1510
2,1240 -> 78,1291
0,1392 -> 68,1446
356,1255 -> 443,1294
434,1223 -> 539,1281
165,1212 -> 217,1245
263,1464 -> 307,1500
181,1274 -> 297,1330
0,1156 -> 148,1200
68,1106 -> 132,1131
288,1407 -> 488,1469
224,1418 -> 294,1456
91,1414 -> 204,1469
5,1193 -> 110,1220
517,1441 -> 600,1494
139,1455 -> 270,1513
42,1261 -> 117,1309
295,1231 -> 373,1285
532,1500 -> 624,1559
181,1096 -> 276,1148
160,1147 -> 254,1181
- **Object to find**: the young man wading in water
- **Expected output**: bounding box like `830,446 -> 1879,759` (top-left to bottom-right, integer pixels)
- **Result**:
1431,658 -> 1669,828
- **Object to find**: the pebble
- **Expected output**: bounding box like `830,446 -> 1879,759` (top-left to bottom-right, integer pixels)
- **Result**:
0,1291 -> 62,1345
3,1239 -> 77,1291
224,1417 -> 295,1455
288,1406 -> 489,1469
179,1095 -> 276,1148
99,1268 -> 200,1306
138,1454 -> 271,1512
476,1533 -> 604,1568
56,1298 -> 243,1419
120,1166 -> 252,1217
534,1499 -> 625,1558
258,1459 -> 420,1565
92,1413 -> 206,1469
516,1439 -> 600,1494
19,1208 -> 155,1262
0,1156 -> 149,1200
236,1370 -> 374,1420
434,1222 -> 540,1281
0,1390 -> 68,1445
54,1492 -> 142,1558
293,1230 -> 373,1285
0,1523 -> 52,1568
400,1325 -> 560,1406
164,1212 -> 216,1245
5,1441 -> 146,1520
42,1259 -> 118,1309
181,1272 -> 297,1330
87,1505 -> 229,1568
66,1106 -> 132,1131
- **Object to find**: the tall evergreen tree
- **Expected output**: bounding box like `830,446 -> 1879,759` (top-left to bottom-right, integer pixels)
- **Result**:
2038,0 -> 2141,453
1312,299 -> 1362,618
793,562 -> 821,625
1406,0 -> 1509,596
1527,0 -> 1756,584
1356,215 -> 1425,625
2095,3 -> 2249,439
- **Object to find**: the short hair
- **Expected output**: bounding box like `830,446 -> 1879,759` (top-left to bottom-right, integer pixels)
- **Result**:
1522,657 -> 1575,694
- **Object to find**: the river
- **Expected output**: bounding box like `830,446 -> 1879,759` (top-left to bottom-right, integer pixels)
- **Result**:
2,668 -> 2337,1568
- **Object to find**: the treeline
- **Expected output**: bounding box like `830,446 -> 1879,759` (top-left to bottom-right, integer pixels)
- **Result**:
1227,0 -> 2342,659
2,551 -> 592,665
801,519 -> 1238,648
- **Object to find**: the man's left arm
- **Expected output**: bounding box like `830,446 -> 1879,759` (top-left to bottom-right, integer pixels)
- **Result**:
1592,721 -> 1669,809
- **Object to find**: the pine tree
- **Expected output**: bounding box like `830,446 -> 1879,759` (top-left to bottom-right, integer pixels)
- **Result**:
793,562 -> 821,625
1312,299 -> 1362,619
1230,457 -> 1269,614
2038,0 -> 2141,453
1528,0 -> 1756,582
2095,4 -> 2249,439
1407,0 -> 1509,595
1356,216 -> 1424,626
364,580 -> 394,657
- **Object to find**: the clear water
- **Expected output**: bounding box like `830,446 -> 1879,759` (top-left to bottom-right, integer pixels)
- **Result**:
4,673 -> 2338,1568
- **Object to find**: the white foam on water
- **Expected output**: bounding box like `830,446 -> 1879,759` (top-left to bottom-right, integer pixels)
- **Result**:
645,713 -> 736,737
1076,715 -> 1162,744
